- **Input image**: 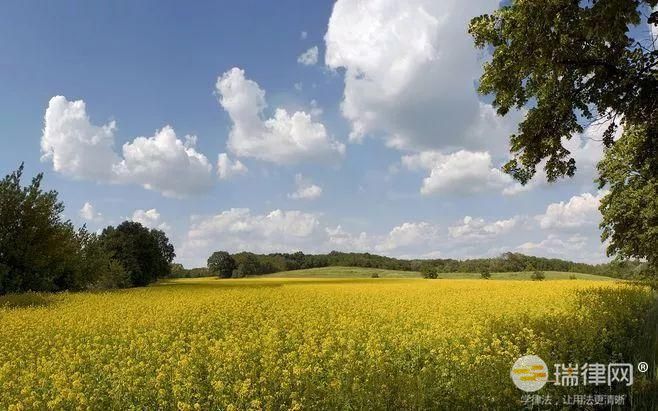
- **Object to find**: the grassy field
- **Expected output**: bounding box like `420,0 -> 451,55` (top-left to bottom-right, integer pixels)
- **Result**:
1,276 -> 655,409
263,265 -> 617,281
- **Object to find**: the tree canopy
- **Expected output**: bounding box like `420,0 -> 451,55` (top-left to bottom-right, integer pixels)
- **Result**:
0,164 -> 80,293
469,0 -> 658,271
207,251 -> 236,278
99,222 -> 175,287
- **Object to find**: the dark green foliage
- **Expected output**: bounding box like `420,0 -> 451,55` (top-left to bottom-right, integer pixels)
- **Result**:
421,266 -> 438,279
170,263 -> 186,277
207,251 -> 236,279
480,269 -> 491,280
0,164 -> 83,293
598,126 -> 658,273
469,0 -> 658,271
78,230 -> 130,290
0,164 -> 177,293
211,250 -> 638,279
232,252 -> 263,277
151,229 -> 175,277
167,265 -> 210,278
99,221 -> 175,287
371,273 -> 380,278
531,271 -> 546,281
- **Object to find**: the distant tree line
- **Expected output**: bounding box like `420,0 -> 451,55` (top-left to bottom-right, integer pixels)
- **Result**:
198,249 -> 645,279
0,164 -> 175,294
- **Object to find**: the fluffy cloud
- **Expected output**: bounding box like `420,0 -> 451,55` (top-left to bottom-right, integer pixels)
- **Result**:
41,96 -> 214,198
376,222 -> 441,253
79,202 -> 102,222
114,127 -> 213,198
325,0 -> 518,151
216,68 -> 345,164
41,96 -> 120,181
515,234 -> 607,263
177,210 -> 447,266
537,192 -> 605,229
176,207 -> 608,267
216,153 -> 248,180
178,209 -> 324,264
297,46 -> 319,65
449,216 -> 519,240
131,208 -> 171,231
325,225 -> 371,250
402,150 -> 513,195
288,174 -> 322,200
536,192 -> 604,230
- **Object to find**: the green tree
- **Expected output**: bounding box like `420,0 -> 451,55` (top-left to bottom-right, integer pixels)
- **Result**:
480,269 -> 491,280
169,263 -> 187,278
78,229 -> 130,290
150,229 -> 176,278
99,221 -> 173,287
208,251 -> 236,279
470,1 -> 658,271
531,270 -> 546,281
233,252 -> 262,277
0,164 -> 82,293
598,125 -> 658,271
421,265 -> 438,279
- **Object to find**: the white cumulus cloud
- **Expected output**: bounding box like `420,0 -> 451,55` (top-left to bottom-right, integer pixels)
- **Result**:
178,208 -> 324,264
325,0 -> 518,152
41,96 -> 120,181
325,225 -> 371,251
288,174 -> 322,200
114,126 -> 214,198
376,222 -> 441,253
515,234 -> 605,262
217,153 -> 248,180
449,216 -> 519,240
216,67 -> 345,165
41,96 -> 214,198
131,208 -> 171,231
297,46 -> 319,65
79,202 -> 103,222
537,192 -> 605,230
402,150 -> 513,195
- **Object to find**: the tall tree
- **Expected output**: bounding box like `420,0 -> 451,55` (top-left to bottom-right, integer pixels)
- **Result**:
99,221 -> 174,287
469,0 -> 658,271
207,251 -> 236,279
0,164 -> 81,293
150,229 -> 176,278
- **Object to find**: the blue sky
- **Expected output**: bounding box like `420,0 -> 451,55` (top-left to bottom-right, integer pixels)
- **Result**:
2,0 -> 635,267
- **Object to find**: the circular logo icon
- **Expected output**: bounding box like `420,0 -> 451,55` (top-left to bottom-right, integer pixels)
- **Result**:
511,355 -> 549,392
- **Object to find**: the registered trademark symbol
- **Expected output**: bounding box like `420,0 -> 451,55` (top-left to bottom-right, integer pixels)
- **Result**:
638,362 -> 649,373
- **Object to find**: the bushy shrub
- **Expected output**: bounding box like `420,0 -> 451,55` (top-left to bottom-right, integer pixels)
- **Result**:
480,270 -> 491,279
421,266 -> 438,279
531,270 -> 546,281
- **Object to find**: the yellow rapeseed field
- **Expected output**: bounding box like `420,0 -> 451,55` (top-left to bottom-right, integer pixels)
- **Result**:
0,278 -> 655,410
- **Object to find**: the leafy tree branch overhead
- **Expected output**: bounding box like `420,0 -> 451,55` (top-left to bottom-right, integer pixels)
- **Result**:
469,0 -> 658,270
